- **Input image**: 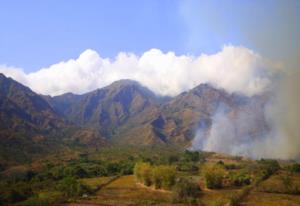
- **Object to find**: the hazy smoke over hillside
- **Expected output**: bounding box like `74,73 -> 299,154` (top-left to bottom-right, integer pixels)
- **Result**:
182,0 -> 300,160
191,61 -> 300,160
269,68 -> 300,160
191,104 -> 272,159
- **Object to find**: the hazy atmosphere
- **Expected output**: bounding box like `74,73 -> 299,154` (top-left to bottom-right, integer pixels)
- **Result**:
0,1 -> 300,205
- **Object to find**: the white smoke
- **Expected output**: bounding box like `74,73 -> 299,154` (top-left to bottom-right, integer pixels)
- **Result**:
191,82 -> 300,160
0,45 -> 276,97
191,102 -> 282,159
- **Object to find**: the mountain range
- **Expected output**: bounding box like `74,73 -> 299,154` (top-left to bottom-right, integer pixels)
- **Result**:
0,73 -> 269,164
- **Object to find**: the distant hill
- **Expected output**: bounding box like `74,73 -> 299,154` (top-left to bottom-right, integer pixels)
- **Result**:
113,83 -> 269,147
47,77 -> 269,147
0,74 -> 106,164
0,73 -> 269,163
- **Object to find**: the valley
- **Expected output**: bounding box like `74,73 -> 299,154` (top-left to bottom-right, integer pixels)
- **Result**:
1,146 -> 300,206
0,73 -> 299,206
1,1 -> 299,205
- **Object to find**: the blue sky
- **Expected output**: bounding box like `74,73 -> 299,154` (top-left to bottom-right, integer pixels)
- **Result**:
0,0 -> 299,72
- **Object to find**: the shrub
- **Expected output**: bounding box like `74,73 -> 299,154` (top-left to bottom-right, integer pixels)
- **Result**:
216,160 -> 224,166
183,150 -> 200,162
225,164 -> 238,170
56,177 -> 92,197
290,163 -> 300,173
5,189 -> 27,203
229,171 -> 251,186
152,167 -> 163,189
278,174 -> 299,194
16,192 -> 64,206
68,166 -> 88,178
168,155 -> 179,164
0,182 -> 33,204
134,162 -> 152,186
257,159 -> 280,179
226,186 -> 252,206
177,162 -> 199,172
172,178 -> 201,205
202,164 -> 225,189
152,165 -> 176,189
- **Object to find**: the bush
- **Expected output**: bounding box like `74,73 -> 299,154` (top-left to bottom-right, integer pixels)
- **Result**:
152,166 -> 163,189
274,174 -> 299,194
16,192 -> 64,206
56,177 -> 92,197
119,161 -> 134,175
177,162 -> 199,172
257,159 -> 280,179
290,163 -> 300,173
134,163 -> 177,189
152,165 -> 176,189
229,171 -> 251,186
168,155 -> 179,164
183,150 -> 200,162
0,182 -> 33,204
134,162 -> 152,186
225,164 -> 239,170
66,166 -> 88,178
226,186 -> 252,206
202,164 -> 225,189
172,178 -> 201,205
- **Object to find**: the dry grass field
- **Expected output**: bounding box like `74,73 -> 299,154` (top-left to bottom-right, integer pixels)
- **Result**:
68,175 -> 246,206
242,191 -> 300,206
68,175 -> 184,206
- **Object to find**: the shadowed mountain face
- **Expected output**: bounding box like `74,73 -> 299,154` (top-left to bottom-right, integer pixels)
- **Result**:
114,83 -> 269,146
48,80 -> 162,137
0,74 -> 106,163
0,74 -> 66,134
156,84 -> 269,145
0,73 -> 270,162
48,79 -> 269,147
0,74 -> 68,162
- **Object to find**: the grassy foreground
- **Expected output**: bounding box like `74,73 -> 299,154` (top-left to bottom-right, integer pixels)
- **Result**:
0,146 -> 300,206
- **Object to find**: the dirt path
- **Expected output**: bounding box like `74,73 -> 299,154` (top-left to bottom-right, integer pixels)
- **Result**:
237,174 -> 276,206
66,176 -> 121,206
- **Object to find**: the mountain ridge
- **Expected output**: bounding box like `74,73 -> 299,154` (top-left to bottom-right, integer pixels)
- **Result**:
0,73 -> 270,164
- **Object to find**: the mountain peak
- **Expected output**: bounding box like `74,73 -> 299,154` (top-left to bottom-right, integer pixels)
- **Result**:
192,83 -> 219,91
106,79 -> 140,88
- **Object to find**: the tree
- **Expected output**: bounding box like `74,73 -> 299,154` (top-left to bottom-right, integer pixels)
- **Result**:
257,159 -> 280,179
72,166 -> 88,178
56,177 -> 91,197
290,163 -> 300,173
183,150 -> 200,162
134,162 -> 152,186
168,155 -> 179,164
202,164 -> 225,189
229,171 -> 251,186
172,178 -> 201,205
152,165 -> 176,189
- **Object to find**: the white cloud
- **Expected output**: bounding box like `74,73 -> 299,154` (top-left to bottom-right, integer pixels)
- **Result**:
0,45 -> 276,96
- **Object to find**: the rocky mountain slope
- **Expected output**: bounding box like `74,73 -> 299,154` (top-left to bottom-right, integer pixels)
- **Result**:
47,78 -> 269,147
0,74 -> 106,163
0,73 -> 270,162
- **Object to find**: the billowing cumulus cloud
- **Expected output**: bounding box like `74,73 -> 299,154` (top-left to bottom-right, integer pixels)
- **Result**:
0,45 -> 277,97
